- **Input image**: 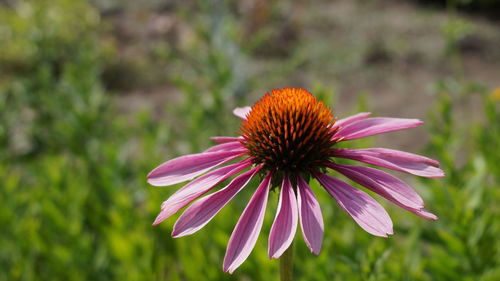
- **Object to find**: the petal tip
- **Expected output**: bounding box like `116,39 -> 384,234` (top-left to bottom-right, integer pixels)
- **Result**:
147,178 -> 170,187
147,169 -> 163,180
427,213 -> 439,220
233,106 -> 251,120
146,167 -> 157,178
378,230 -> 393,238
270,253 -> 280,259
269,247 -> 288,259
146,174 -> 155,181
408,119 -> 424,128
152,219 -> 162,226
153,212 -> 169,226
146,178 -> 159,186
426,168 -> 446,178
171,226 -> 194,238
311,248 -> 321,256
171,227 -> 184,238
223,266 -> 235,274
437,170 -> 446,177
223,260 -> 238,274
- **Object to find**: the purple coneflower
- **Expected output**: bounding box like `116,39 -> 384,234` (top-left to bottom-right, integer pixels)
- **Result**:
148,88 -> 444,273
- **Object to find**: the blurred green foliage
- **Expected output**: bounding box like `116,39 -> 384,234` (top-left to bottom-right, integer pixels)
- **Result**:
0,0 -> 499,281
0,0 -> 106,159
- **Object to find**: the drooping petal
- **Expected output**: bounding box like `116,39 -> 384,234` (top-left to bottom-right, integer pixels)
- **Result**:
268,175 -> 298,259
332,148 -> 444,178
211,136 -> 244,144
233,106 -> 252,120
327,162 -> 424,209
328,163 -> 438,221
172,166 -> 261,237
223,172 -> 272,274
204,141 -> 245,152
296,176 -> 324,255
334,117 -> 423,141
332,112 -> 372,130
314,172 -> 393,237
147,150 -> 245,186
152,159 -> 252,226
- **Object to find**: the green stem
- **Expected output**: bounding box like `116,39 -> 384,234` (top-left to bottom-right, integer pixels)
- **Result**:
279,242 -> 294,281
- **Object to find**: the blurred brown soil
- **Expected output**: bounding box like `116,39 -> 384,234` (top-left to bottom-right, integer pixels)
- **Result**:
100,0 -> 500,151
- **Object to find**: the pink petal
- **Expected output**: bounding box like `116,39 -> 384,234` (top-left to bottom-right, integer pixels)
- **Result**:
296,176 -> 324,255
211,136 -> 244,144
314,172 -> 393,237
334,117 -> 423,141
233,106 -> 252,120
172,166 -> 261,237
204,141 -> 245,152
332,112 -> 372,130
268,175 -> 299,258
327,162 -> 424,209
152,159 -> 252,226
327,163 -> 438,221
332,148 -> 444,178
223,172 -> 272,273
147,150 -> 245,186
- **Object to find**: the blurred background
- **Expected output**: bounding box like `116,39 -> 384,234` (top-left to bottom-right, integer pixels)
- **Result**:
1,0 -> 499,280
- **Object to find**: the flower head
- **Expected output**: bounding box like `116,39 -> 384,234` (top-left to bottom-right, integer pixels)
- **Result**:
241,88 -> 336,173
148,88 -> 444,273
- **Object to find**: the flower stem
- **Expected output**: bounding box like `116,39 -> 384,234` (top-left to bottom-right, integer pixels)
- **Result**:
279,242 -> 294,281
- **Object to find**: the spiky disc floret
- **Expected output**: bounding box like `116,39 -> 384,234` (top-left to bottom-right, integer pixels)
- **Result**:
240,88 -> 337,173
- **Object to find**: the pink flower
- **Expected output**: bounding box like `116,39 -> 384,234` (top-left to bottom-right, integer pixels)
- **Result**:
148,88 -> 444,273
